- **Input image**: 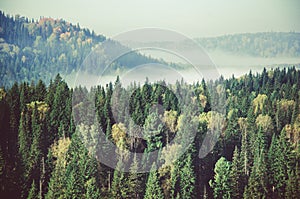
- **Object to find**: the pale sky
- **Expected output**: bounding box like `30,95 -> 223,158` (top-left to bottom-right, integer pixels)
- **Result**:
1,0 -> 299,38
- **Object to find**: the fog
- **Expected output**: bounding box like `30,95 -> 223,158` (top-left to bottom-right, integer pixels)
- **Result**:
63,51 -> 300,89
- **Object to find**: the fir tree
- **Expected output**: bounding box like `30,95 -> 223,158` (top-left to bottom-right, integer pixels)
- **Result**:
144,164 -> 164,199
27,180 -> 38,199
229,146 -> 244,199
209,157 -> 231,199
245,128 -> 268,198
128,154 -> 144,199
180,152 -> 195,199
111,160 -> 129,199
85,177 -> 101,199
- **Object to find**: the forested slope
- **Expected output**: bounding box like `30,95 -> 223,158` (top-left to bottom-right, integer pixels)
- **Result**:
0,67 -> 299,198
196,32 -> 300,57
0,11 -> 161,87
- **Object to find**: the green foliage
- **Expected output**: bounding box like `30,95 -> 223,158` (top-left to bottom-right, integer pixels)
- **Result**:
179,153 -> 195,199
1,67 -> 300,198
45,137 -> 71,199
229,146 -> 244,199
245,129 -> 268,198
143,111 -> 164,153
144,164 -> 164,199
27,180 -> 38,199
209,157 -> 231,199
0,11 -> 165,87
256,114 -> 274,135
128,155 -> 144,199
111,160 -> 129,199
196,32 -> 300,57
85,177 -> 101,199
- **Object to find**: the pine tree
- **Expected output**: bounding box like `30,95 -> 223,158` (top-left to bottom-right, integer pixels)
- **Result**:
209,157 -> 231,199
85,177 -> 101,199
170,161 -> 180,199
48,77 -> 70,142
144,163 -> 164,199
245,128 -> 268,198
35,79 -> 47,101
229,146 -> 244,199
18,107 -> 31,171
65,132 -> 99,198
27,180 -> 38,199
29,103 -> 42,181
64,165 -> 83,198
45,137 -> 71,199
224,108 -> 239,144
128,154 -> 144,199
245,150 -> 268,198
5,82 -> 21,197
180,152 -> 195,199
111,160 -> 129,199
285,168 -> 299,199
143,111 -> 164,153
268,133 -> 287,198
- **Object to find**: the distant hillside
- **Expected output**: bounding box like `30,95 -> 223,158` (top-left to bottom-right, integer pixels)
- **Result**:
196,32 -> 300,57
0,11 -> 160,87
1,11 -> 299,87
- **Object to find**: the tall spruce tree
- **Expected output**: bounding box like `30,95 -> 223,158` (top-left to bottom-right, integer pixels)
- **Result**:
245,128 -> 268,198
209,157 -> 231,199
144,163 -> 164,199
179,152 -> 195,199
128,154 -> 144,199
229,146 -> 244,199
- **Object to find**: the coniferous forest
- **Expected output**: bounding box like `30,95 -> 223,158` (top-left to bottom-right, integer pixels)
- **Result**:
1,11 -> 300,199
1,68 -> 300,198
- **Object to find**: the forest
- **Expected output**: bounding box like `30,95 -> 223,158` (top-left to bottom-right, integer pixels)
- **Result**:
0,11 -> 161,87
196,32 -> 300,58
0,67 -> 300,198
1,11 -> 300,199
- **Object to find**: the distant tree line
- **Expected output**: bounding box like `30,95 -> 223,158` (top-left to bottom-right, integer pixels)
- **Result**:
197,32 -> 300,57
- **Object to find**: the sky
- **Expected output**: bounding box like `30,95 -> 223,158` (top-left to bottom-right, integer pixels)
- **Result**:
1,0 -> 300,38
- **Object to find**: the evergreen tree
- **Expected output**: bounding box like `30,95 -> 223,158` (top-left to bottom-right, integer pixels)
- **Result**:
180,152 -> 195,199
35,79 -> 47,102
209,157 -> 231,199
144,163 -> 164,199
65,132 -> 99,198
48,76 -> 70,142
18,107 -> 31,172
170,161 -> 180,199
85,177 -> 101,199
27,180 -> 38,199
143,111 -> 164,153
245,128 -> 268,198
229,146 -> 244,199
111,160 -> 129,199
268,133 -> 287,198
45,137 -> 71,199
285,168 -> 299,199
29,103 -> 42,181
128,155 -> 144,199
